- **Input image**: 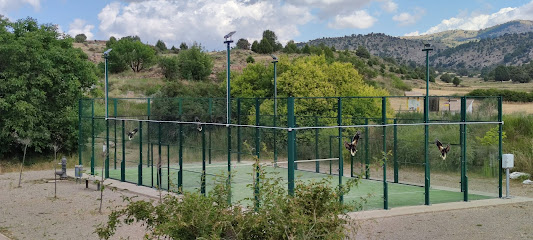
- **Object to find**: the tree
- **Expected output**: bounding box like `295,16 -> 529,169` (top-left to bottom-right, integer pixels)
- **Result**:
262,30 -> 281,51
257,37 -> 273,54
452,76 -> 462,86
251,40 -> 259,53
355,45 -> 370,59
177,44 -> 213,81
494,65 -> 510,82
108,36 -> 157,73
283,40 -> 299,54
0,17 -> 98,157
302,44 -> 311,54
509,66 -> 531,83
440,73 -> 453,83
236,38 -> 250,50
158,56 -> 180,80
106,36 -> 117,48
74,33 -> 87,43
179,42 -> 188,50
246,55 -> 255,63
155,39 -> 167,52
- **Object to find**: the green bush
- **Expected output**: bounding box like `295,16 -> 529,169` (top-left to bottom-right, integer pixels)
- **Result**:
158,56 -> 180,80
177,45 -> 213,81
96,164 -> 360,239
468,89 -> 533,102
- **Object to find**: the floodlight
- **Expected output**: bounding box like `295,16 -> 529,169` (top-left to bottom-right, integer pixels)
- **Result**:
224,31 -> 236,39
103,49 -> 112,56
271,54 -> 278,60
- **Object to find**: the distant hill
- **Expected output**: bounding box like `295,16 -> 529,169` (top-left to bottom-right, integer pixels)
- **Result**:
301,20 -> 533,69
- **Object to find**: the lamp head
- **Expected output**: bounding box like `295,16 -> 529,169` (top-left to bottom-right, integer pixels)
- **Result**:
103,49 -> 112,57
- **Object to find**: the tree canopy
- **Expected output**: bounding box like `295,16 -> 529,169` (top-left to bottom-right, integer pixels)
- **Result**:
107,36 -> 157,73
0,17 -> 98,157
236,38 -> 250,50
176,45 -> 213,81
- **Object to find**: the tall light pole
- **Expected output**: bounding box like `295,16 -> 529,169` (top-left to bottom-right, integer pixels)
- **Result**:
271,55 -> 278,165
224,31 -> 235,205
422,43 -> 432,206
104,49 -> 112,119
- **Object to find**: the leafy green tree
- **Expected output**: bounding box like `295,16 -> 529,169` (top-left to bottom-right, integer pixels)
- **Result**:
509,66 -> 531,83
236,38 -> 250,50
302,44 -> 311,54
177,44 -> 213,81
262,30 -> 281,51
440,73 -> 452,83
158,56 -> 180,80
246,55 -> 255,63
257,37 -> 273,54
494,65 -> 510,82
108,36 -> 156,72
283,40 -> 299,54
0,17 -> 98,157
155,39 -> 167,52
251,40 -> 259,53
106,36 -> 117,48
452,76 -> 462,86
355,45 -> 370,59
74,33 -> 87,43
179,42 -> 188,50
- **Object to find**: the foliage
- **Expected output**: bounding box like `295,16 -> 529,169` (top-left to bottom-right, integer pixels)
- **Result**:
179,42 -> 188,50
74,33 -> 87,43
355,45 -> 370,59
250,40 -> 259,53
0,17 -> 98,157
155,39 -> 167,52
494,65 -> 510,82
468,89 -> 533,102
252,30 -> 282,54
440,73 -> 453,83
106,36 -> 116,48
452,76 -> 462,86
106,36 -> 157,73
236,38 -> 250,50
158,56 -> 180,80
302,44 -> 311,54
476,126 -> 506,146
283,40 -> 300,54
176,44 -> 213,81
245,55 -> 255,63
503,114 -> 533,175
230,62 -> 273,98
96,165 -> 359,240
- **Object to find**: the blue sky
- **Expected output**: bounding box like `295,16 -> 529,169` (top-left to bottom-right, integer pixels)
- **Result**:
2,0 -> 533,50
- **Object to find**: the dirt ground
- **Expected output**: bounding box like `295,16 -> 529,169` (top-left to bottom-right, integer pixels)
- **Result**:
1,169 -> 533,240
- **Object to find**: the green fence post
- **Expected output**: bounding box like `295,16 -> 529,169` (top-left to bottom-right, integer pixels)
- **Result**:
498,96 -> 503,198
329,136 -> 333,175
237,98 -> 242,163
114,99 -> 117,170
460,122 -> 464,192
274,108 -> 277,166
461,97 -> 468,201
393,118 -> 398,183
287,97 -> 295,196
208,98 -> 213,164
364,118 -> 369,179
178,122 -> 183,193
227,99 -> 232,205
91,100 -> 95,175
337,97 -> 344,203
424,95 -> 430,206
121,120 -> 125,182
315,115 -> 319,173
138,121 -> 143,186
167,144 -> 170,191
78,99 -> 82,165
158,122 -> 162,190
294,115 -> 298,170
382,97 -> 388,210
201,125 -> 206,195
151,143 -> 154,188
255,98 -> 261,158
105,115 -> 109,178
147,98 -> 151,167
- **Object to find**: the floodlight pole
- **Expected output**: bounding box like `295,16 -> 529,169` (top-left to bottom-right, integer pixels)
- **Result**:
272,57 -> 278,164
422,44 -> 433,206
224,32 -> 235,205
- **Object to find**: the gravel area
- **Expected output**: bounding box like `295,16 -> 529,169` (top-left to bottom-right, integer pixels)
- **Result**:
1,169 -> 533,240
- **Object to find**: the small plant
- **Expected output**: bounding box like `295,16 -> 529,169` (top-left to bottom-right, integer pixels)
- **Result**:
246,55 -> 255,63
12,132 -> 31,188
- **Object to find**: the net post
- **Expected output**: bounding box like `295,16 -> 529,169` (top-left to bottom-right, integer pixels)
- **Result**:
227,99 -> 232,205
338,97 -> 344,204
382,97 -> 388,210
287,97 -> 295,196
167,144 -> 170,191
498,96 -> 503,198
91,99 -> 95,175
178,122 -> 183,193
315,115 -> 319,173
138,121 -> 143,186
78,99 -> 82,165
158,122 -> 162,190
105,113 -> 110,179
329,136 -> 333,175
121,120 -> 125,182
364,118 -> 369,179
460,121 -> 464,192
424,95 -> 430,206
147,98 -> 151,167
255,98 -> 260,158
294,115 -> 298,170
273,104 -> 278,166
393,118 -> 398,183
201,124 -> 206,195
237,98 -> 242,163
151,143 -> 154,188
461,97 -> 468,201
114,99 -> 117,170
208,98 -> 212,164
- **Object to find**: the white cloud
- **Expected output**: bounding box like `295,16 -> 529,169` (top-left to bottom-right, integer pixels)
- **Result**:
328,10 -> 376,29
424,1 -> 533,34
285,0 -> 374,18
404,31 -> 420,36
0,0 -> 40,16
67,19 -> 95,40
392,8 -> 425,26
380,0 -> 397,13
97,0 -> 313,50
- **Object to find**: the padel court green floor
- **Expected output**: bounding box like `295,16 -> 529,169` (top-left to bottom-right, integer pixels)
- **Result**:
109,164 -> 493,210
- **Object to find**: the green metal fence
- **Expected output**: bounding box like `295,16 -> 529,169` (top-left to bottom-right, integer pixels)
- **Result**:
79,95 -> 504,210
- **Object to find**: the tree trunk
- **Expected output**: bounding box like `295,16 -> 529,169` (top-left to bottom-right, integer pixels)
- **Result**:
18,144 -> 28,188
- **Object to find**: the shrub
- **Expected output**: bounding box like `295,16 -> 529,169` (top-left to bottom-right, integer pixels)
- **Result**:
96,164 -> 360,239
246,55 -> 255,63
158,56 -> 180,80
177,45 -> 213,81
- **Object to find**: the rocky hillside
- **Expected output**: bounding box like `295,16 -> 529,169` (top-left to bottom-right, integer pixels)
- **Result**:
302,20 -> 533,70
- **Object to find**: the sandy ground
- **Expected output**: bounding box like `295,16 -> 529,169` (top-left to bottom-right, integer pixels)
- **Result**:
1,169 -> 533,240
